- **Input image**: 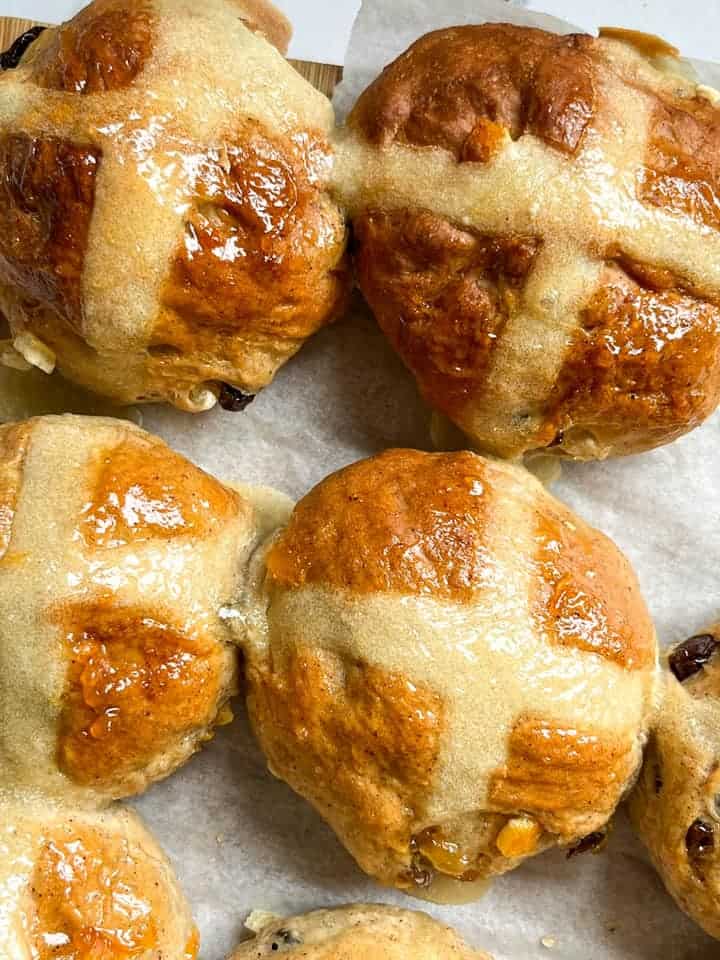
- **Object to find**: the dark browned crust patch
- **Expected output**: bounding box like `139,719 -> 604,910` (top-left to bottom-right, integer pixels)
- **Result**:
157,124 -> 350,382
31,0 -> 154,93
354,208 -> 541,417
348,24 -> 596,159
0,134 -> 100,334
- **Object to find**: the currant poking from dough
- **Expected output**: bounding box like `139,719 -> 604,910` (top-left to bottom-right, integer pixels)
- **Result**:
244,448 -> 657,899
0,414 -> 260,804
231,904 -> 491,958
0,800 -> 198,960
339,24 -> 720,460
0,0 -> 350,411
630,624 -> 720,940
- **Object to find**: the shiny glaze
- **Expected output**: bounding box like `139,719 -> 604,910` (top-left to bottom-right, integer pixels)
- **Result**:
81,436 -> 241,547
248,645 -> 443,885
545,262 -> 720,449
490,715 -> 639,834
57,600 -> 225,788
157,126 -> 349,373
339,23 -> 720,459
248,449 -> 657,893
598,27 -> 679,60
0,0 -> 348,409
533,508 -> 655,669
26,828 -> 158,959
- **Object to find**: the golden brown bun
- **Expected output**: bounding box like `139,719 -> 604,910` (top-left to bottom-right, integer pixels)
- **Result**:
338,24 -> 720,460
0,0 -> 350,412
243,449 -> 658,898
0,798 -> 197,960
629,625 -> 720,940
230,904 -> 489,958
0,414 -> 261,805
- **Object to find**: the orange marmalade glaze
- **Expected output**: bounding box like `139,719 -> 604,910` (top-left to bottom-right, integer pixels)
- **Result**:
27,829 -> 157,959
56,601 -> 223,787
80,437 -> 240,548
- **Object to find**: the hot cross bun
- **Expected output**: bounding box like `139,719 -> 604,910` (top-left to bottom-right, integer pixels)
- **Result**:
0,0 -> 350,412
232,904 -> 490,958
0,799 -> 198,960
338,25 -> 720,460
630,624 -> 720,940
0,414 -> 263,804
242,448 -> 658,899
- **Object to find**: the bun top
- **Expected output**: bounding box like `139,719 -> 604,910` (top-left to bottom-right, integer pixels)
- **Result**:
340,24 -> 720,460
0,414 -> 255,804
247,449 -> 657,893
231,904 -> 489,959
0,799 -> 197,960
0,0 -> 349,410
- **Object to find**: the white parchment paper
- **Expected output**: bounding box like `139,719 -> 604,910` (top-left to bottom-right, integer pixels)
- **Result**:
4,1 -> 720,956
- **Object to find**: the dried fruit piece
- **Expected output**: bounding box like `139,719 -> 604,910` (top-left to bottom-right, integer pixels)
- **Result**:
669,634 -> 720,682
0,26 -> 45,70
685,819 -> 715,858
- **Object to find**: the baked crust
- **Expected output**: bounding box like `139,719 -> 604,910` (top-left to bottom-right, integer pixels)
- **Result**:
0,0 -> 349,411
0,414 -> 258,804
246,449 -> 657,896
0,800 -> 197,960
630,624 -> 720,940
230,904 -> 490,958
342,23 -> 720,459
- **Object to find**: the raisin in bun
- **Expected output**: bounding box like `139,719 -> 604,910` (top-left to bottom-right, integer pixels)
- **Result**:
629,625 -> 720,940
0,798 -> 198,959
231,904 -> 490,958
242,449 -> 657,899
0,414 -> 266,804
0,0 -> 349,412
337,25 -> 720,460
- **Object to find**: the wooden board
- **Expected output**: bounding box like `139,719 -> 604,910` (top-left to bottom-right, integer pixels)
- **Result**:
0,16 -> 343,97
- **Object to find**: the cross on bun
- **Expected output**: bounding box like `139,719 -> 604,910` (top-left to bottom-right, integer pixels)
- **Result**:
630,624 -> 720,940
242,448 -> 658,898
0,0 -> 350,412
0,414 -> 263,804
0,799 -> 198,960
338,24 -> 720,460
232,904 -> 490,958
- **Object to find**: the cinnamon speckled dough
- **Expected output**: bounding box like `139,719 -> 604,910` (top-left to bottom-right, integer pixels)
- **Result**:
241,448 -> 658,900
0,798 -> 198,960
629,624 -> 720,940
0,414 -> 265,806
0,0 -> 350,412
338,24 -> 720,460
230,904 -> 490,958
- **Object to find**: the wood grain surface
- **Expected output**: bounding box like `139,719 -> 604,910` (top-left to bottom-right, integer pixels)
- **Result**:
0,15 -> 343,97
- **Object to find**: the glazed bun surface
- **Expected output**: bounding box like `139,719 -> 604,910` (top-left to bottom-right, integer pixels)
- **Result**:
244,449 -> 657,898
0,0 -> 350,411
0,799 -> 197,960
0,414 -> 258,804
230,904 -> 489,958
339,24 -> 720,460
630,625 -> 720,940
